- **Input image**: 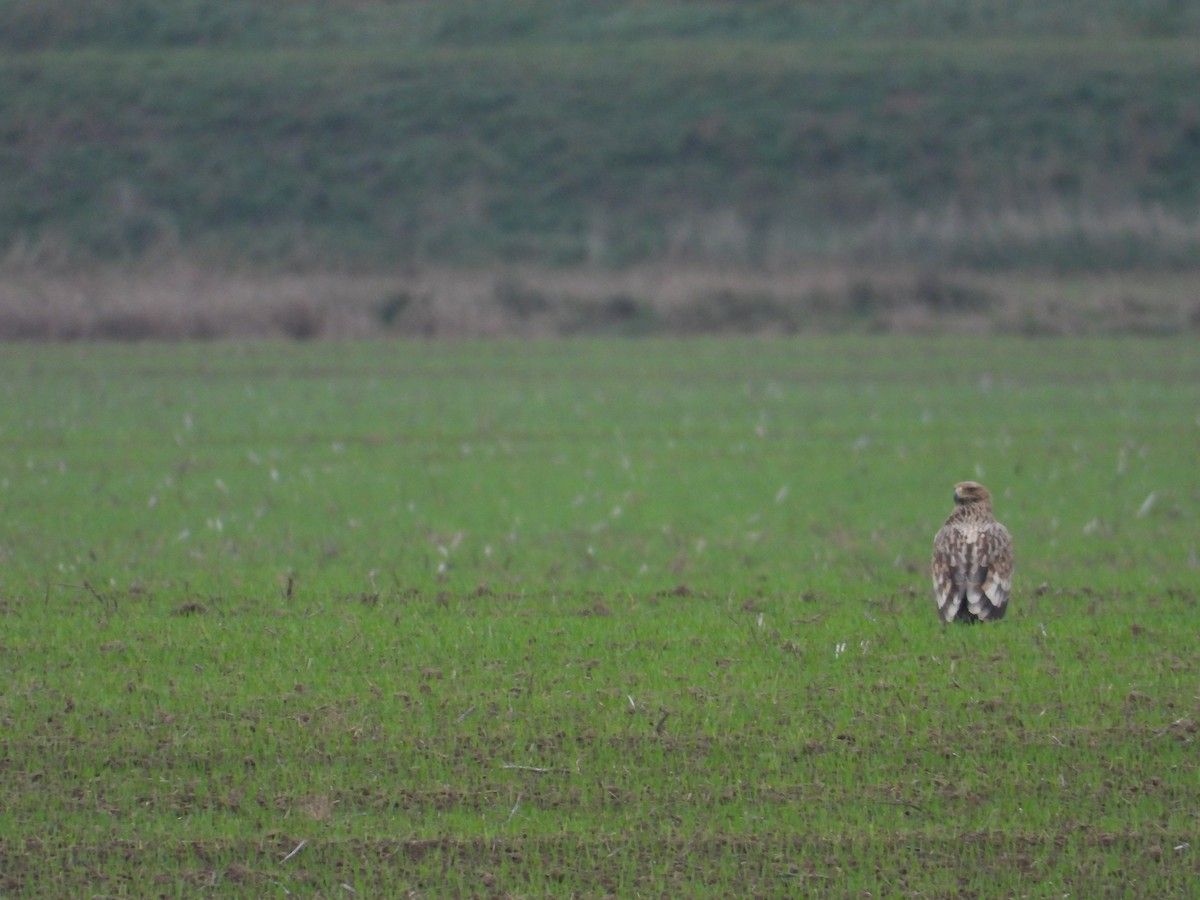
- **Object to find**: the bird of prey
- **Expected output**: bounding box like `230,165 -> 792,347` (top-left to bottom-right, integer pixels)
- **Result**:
932,481 -> 1013,623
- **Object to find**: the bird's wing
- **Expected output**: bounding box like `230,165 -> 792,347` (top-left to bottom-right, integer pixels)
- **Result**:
931,524 -> 967,622
964,522 -> 1013,620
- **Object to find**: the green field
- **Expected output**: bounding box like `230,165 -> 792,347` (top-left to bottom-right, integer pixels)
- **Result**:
1,337 -> 1197,895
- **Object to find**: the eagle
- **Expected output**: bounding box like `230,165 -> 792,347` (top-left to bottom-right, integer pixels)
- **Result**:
931,481 -> 1013,623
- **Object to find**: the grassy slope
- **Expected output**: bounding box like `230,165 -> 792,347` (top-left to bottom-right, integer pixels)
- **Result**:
1,338 -> 1197,894
2,1 -> 1200,267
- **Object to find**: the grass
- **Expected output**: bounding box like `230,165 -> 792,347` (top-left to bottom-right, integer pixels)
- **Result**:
3,2 -> 1200,268
1,336 -> 1198,895
4,0 -> 1200,51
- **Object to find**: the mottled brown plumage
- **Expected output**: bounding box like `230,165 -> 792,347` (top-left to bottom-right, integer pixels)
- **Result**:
932,481 -> 1013,623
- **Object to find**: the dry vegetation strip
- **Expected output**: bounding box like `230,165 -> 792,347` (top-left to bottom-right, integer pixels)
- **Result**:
3,264 -> 1200,339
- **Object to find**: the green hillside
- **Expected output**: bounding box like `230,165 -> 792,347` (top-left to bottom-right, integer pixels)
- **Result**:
3,0 -> 1200,269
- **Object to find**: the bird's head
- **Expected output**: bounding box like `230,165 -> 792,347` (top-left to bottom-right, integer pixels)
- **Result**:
953,481 -> 991,506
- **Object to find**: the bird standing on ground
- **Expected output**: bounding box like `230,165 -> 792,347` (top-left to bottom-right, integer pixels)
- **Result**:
931,481 -> 1013,623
